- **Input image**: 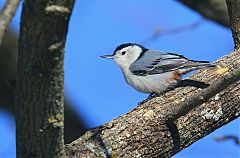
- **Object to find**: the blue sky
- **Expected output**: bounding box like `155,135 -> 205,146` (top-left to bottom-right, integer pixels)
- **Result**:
0,0 -> 239,157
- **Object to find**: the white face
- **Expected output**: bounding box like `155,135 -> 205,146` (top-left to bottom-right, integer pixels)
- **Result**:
113,45 -> 143,70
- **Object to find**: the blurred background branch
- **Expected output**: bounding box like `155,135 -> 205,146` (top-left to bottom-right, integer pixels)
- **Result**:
141,19 -> 203,44
226,0 -> 240,49
0,0 -> 20,45
177,0 -> 230,27
0,29 -> 17,113
214,136 -> 240,145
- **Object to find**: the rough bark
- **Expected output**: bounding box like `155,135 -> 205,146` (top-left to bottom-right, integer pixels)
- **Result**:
16,1 -> 75,157
65,1 -> 240,157
65,51 -> 240,158
177,0 -> 230,27
226,0 -> 240,50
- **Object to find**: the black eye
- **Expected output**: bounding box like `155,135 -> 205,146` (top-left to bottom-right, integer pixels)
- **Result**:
121,51 -> 126,55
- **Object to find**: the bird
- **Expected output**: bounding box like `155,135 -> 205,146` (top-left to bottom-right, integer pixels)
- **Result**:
101,43 -> 215,95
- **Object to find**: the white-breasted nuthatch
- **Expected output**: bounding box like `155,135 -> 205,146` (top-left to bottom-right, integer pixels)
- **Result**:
101,43 -> 215,94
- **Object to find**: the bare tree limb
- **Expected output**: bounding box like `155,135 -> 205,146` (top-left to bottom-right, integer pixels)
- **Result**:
0,0 -> 20,46
65,50 -> 240,158
65,1 -> 240,157
166,67 -> 240,121
177,0 -> 230,27
16,1 -> 75,157
226,0 -> 240,50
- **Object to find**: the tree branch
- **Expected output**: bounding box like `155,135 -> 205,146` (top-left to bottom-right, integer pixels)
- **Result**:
65,1 -> 240,157
16,1 -> 75,157
165,67 -> 240,121
0,0 -> 20,46
65,50 -> 240,157
177,0 -> 230,27
226,0 -> 240,50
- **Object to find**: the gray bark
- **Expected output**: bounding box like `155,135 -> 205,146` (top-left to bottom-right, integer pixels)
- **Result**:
65,1 -> 240,157
65,51 -> 240,157
16,1 -> 75,157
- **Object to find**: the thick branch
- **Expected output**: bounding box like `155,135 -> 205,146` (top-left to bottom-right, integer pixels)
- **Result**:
16,1 -> 75,157
0,0 -> 20,45
65,2 -> 240,157
65,50 -> 240,157
226,0 -> 240,50
177,0 -> 230,27
166,67 -> 240,121
65,1 -> 240,157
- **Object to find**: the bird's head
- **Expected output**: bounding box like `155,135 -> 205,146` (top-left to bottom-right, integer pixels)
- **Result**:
101,43 -> 147,69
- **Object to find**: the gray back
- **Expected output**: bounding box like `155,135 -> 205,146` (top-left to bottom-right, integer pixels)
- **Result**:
129,50 -> 189,76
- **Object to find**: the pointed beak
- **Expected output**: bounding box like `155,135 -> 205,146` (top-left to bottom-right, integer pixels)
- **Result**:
100,54 -> 114,59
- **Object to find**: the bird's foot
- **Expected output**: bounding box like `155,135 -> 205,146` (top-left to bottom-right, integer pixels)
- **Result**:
147,93 -> 159,99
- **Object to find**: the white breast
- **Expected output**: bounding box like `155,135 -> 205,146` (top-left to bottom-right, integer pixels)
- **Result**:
121,68 -> 178,94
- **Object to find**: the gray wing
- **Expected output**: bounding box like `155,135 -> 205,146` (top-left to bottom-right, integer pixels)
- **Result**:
129,50 -> 199,76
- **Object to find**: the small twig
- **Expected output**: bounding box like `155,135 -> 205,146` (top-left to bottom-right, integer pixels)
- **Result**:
226,0 -> 240,50
0,0 -> 20,46
214,135 -> 240,145
140,19 -> 203,44
167,64 -> 240,121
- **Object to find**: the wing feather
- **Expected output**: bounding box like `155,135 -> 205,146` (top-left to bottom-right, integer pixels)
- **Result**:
129,50 -> 194,76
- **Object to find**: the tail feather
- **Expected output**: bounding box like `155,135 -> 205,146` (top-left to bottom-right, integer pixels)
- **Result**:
179,61 -> 216,75
188,59 -> 211,63
193,60 -> 216,68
